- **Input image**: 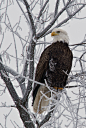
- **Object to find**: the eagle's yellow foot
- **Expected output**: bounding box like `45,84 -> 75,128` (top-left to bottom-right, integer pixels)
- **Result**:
53,86 -> 63,90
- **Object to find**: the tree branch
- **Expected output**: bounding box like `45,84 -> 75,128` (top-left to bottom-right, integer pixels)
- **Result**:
23,0 -> 36,36
54,0 -> 60,17
21,39 -> 35,105
40,4 -> 85,37
39,106 -> 55,127
36,0 -> 71,39
0,56 -> 19,103
38,0 -> 49,20
17,105 -> 35,128
0,55 -> 35,128
16,0 -> 30,26
1,63 -> 26,96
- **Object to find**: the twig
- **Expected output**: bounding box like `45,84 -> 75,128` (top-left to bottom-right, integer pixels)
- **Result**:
39,105 -> 55,127
43,4 -> 85,37
23,0 -> 36,36
38,0 -> 49,20
16,0 -> 30,25
65,85 -> 80,88
0,56 -> 19,103
36,0 -> 71,39
54,0 -> 60,17
0,33 -> 4,48
1,43 -> 12,56
0,123 -> 4,128
6,14 -> 19,72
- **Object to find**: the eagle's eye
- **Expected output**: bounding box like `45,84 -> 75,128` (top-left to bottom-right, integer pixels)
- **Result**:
57,31 -> 60,33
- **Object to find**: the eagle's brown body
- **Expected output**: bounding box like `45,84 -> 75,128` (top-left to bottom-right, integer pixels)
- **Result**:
35,41 -> 72,87
32,41 -> 73,113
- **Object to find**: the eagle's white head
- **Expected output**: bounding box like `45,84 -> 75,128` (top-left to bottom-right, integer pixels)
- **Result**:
51,28 -> 69,44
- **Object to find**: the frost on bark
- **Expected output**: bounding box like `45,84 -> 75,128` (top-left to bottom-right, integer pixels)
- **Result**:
0,0 -> 86,128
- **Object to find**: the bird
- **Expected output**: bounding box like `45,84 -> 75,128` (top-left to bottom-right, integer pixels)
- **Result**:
32,28 -> 73,114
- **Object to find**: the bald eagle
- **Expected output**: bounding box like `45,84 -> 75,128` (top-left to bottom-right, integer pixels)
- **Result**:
32,28 -> 73,114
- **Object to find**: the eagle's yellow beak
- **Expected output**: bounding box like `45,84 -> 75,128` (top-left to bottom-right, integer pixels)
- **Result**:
51,32 -> 59,36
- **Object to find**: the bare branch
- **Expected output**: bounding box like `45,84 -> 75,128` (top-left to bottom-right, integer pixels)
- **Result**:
36,0 -> 72,39
54,0 -> 60,17
23,0 -> 36,36
22,39 -> 35,104
6,14 -> 19,72
39,106 -> 55,127
17,104 -> 35,128
38,0 -> 49,20
0,56 -> 19,103
0,33 -> 4,48
42,4 -> 85,37
16,0 -> 30,26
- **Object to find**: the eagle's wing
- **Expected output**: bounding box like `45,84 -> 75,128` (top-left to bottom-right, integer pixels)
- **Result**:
35,46 -> 50,82
32,45 -> 50,105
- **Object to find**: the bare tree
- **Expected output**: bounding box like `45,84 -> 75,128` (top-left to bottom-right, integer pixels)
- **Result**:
0,0 -> 86,128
